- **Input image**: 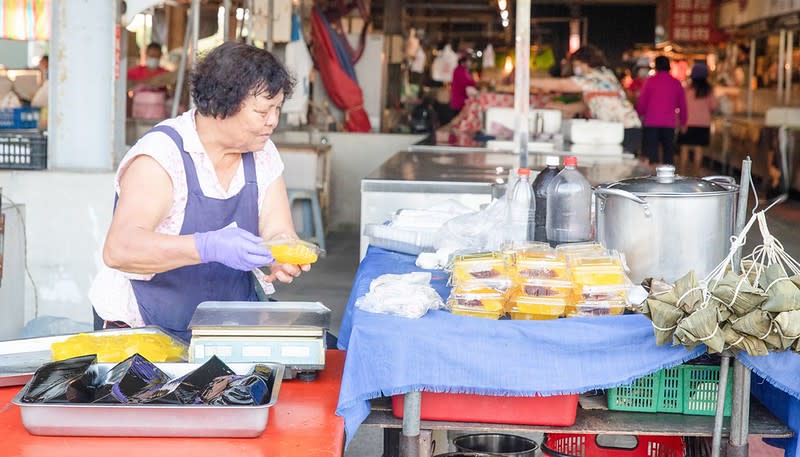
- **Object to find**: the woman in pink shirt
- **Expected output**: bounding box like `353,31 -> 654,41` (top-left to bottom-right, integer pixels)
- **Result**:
678,63 -> 717,171
637,56 -> 687,166
450,54 -> 477,113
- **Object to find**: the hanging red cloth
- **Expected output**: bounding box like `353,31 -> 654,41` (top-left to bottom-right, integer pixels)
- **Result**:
310,8 -> 371,132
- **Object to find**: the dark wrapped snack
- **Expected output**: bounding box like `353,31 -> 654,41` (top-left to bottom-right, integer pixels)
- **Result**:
93,354 -> 171,404
21,355 -> 97,403
131,355 -> 235,404
201,364 -> 275,406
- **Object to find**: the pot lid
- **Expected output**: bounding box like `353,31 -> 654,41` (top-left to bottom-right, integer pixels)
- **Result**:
606,165 -> 737,195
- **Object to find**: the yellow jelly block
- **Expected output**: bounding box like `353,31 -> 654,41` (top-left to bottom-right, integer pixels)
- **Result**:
270,243 -> 319,264
51,333 -> 187,363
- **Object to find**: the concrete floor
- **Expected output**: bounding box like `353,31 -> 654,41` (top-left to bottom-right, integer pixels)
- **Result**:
275,194 -> 800,457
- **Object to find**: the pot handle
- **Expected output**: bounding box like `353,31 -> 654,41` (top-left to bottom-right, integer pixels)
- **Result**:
702,175 -> 736,185
594,187 -> 651,217
594,187 -> 648,204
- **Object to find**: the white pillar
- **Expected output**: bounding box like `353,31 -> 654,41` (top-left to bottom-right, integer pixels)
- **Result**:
49,0 -> 116,170
514,0 -> 530,168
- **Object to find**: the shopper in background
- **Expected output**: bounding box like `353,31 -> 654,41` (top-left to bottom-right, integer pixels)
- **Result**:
449,54 -> 477,116
531,45 -> 642,155
637,56 -> 687,166
128,42 -> 169,82
30,55 -> 48,109
678,63 -> 717,173
128,43 -> 173,121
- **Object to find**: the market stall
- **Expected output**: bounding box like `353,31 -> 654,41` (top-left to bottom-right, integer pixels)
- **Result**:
335,247 -> 792,456
0,349 -> 346,457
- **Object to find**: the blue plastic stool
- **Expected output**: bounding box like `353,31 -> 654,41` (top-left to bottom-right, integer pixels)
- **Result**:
286,188 -> 326,252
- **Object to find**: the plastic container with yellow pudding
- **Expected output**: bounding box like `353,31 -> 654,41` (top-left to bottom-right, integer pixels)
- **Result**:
514,278 -> 573,298
507,295 -> 570,320
576,282 -> 630,302
447,289 -> 506,319
264,239 -> 323,265
568,299 -> 627,317
450,253 -> 506,284
570,256 -> 627,286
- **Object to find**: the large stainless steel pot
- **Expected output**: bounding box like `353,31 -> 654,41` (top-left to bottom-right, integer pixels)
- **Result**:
595,165 -> 739,284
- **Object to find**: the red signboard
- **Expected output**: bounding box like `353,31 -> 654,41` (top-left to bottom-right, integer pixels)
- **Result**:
671,0 -> 716,43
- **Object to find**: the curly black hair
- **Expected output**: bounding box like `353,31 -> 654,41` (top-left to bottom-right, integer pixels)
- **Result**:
191,42 -> 295,119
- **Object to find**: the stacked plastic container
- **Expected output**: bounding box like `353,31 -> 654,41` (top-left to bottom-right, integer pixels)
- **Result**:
446,243 -> 631,320
508,244 -> 572,320
557,243 -> 630,317
448,252 -> 512,319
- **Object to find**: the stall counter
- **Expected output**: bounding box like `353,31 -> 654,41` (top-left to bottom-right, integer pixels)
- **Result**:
0,350 -> 346,457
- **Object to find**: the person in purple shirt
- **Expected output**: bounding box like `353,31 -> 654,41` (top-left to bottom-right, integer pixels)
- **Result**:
637,56 -> 687,166
450,54 -> 477,114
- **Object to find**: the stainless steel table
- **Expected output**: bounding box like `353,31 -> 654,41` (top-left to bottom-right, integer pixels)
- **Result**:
359,147 -> 647,258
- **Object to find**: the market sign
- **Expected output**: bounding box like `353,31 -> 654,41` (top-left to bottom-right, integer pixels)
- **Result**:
719,0 -> 800,28
671,0 -> 717,43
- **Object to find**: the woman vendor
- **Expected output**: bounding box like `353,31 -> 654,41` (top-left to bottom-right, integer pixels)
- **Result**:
529,45 -> 642,155
89,42 -> 309,341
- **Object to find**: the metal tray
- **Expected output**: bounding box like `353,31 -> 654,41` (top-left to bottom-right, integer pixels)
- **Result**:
12,362 -> 284,437
0,326 -> 187,387
189,301 -> 332,329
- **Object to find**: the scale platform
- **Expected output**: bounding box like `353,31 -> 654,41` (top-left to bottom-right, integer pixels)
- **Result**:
188,301 -> 331,380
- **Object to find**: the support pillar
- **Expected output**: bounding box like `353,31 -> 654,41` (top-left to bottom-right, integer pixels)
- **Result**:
50,0 -> 116,169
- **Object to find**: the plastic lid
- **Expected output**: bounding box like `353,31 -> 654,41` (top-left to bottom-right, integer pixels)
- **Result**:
545,156 -> 560,167
517,168 -> 531,176
563,156 -> 577,167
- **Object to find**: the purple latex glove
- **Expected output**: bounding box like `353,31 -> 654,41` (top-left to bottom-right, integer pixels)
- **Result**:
194,227 -> 274,271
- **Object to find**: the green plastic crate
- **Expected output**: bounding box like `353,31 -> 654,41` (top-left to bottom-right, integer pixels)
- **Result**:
682,365 -> 732,416
607,364 -> 732,416
607,370 -> 661,412
656,366 -> 684,413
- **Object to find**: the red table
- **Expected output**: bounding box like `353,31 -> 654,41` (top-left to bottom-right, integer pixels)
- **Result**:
0,350 -> 345,457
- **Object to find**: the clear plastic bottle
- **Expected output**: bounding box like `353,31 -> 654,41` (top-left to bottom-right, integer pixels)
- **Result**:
506,168 -> 535,243
531,156 -> 561,242
545,156 -> 592,244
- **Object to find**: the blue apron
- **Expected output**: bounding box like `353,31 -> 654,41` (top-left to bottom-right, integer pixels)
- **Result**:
129,125 -> 259,341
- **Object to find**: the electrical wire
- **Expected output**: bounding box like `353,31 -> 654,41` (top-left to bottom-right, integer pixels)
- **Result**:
1,194 -> 39,319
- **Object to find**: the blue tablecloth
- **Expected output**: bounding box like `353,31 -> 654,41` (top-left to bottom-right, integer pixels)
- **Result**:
336,247 -> 705,445
738,352 -> 800,456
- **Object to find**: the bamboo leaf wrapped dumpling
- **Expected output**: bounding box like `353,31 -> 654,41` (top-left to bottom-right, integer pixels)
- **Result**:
674,305 -> 725,353
721,324 -> 769,356
709,271 -> 768,316
774,310 -> 800,350
675,270 -> 703,314
731,310 -> 784,350
644,297 -> 685,346
760,263 -> 800,313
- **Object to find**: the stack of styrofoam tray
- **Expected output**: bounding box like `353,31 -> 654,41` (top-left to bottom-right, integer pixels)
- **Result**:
364,223 -> 438,255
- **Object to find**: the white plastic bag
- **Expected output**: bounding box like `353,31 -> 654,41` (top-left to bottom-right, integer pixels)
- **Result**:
355,272 -> 445,318
435,198 -> 509,251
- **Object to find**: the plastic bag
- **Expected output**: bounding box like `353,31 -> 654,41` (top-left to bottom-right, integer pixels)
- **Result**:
435,198 -> 509,252
355,272 -> 445,318
21,355 -> 98,404
93,354 -> 170,404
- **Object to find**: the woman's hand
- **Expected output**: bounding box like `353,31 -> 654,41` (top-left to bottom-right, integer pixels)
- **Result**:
267,262 -> 311,283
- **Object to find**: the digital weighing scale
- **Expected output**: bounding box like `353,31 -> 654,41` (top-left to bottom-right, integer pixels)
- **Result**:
188,301 -> 331,380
